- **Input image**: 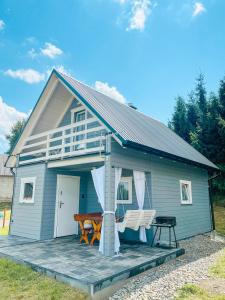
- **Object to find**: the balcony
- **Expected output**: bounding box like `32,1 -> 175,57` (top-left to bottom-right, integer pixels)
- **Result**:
19,117 -> 106,165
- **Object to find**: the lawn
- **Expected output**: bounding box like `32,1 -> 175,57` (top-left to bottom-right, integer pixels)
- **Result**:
176,284 -> 225,300
0,258 -> 88,300
175,250 -> 225,300
214,202 -> 225,236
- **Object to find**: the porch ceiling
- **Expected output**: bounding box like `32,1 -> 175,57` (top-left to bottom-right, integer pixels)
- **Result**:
50,161 -> 104,172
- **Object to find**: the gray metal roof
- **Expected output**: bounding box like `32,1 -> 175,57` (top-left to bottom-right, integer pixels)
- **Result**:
56,70 -> 218,170
0,155 -> 12,176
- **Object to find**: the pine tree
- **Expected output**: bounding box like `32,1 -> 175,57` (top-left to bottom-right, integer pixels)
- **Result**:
186,91 -> 199,139
195,73 -> 208,120
169,96 -> 189,142
219,77 -> 225,118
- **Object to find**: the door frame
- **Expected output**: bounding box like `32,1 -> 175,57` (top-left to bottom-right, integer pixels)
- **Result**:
54,174 -> 80,238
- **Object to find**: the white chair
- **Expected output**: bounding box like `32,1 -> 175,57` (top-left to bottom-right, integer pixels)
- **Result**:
117,210 -> 142,233
139,209 -> 156,229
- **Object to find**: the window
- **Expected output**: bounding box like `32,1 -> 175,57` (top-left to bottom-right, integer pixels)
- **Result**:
116,177 -> 132,204
19,177 -> 36,203
180,180 -> 192,204
74,110 -> 85,123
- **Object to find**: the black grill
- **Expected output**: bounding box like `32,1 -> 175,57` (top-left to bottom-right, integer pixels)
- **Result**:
155,216 -> 176,226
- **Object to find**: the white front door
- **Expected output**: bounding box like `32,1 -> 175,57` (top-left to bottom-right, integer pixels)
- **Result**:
55,175 -> 80,237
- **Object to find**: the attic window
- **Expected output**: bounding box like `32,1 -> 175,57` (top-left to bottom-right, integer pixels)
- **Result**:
71,107 -> 86,124
74,110 -> 85,123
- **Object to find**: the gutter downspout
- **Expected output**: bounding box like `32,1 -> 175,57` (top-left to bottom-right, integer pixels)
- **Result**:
8,154 -> 19,235
208,171 -> 222,231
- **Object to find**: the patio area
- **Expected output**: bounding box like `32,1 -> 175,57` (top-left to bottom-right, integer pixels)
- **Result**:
0,235 -> 184,296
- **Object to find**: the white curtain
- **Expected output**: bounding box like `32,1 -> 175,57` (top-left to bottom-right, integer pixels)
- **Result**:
114,167 -> 122,253
91,166 -> 105,253
133,170 -> 147,242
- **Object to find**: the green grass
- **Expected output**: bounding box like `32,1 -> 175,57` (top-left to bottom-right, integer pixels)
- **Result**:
0,258 -> 88,300
0,202 -> 11,210
176,284 -> 225,300
210,249 -> 225,279
214,204 -> 225,236
176,248 -> 225,300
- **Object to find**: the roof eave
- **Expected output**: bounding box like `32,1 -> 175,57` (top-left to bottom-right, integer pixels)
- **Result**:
5,69 -> 57,168
124,140 -> 219,171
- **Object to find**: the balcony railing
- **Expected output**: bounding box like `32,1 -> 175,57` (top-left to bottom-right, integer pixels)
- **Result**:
19,117 -> 106,165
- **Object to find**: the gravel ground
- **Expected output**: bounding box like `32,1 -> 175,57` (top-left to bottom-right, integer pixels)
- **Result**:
110,234 -> 225,300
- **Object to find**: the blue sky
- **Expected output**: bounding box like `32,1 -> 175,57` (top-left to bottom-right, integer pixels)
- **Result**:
0,0 -> 225,153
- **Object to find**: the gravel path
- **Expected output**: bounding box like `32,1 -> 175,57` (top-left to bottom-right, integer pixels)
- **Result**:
110,234 -> 225,300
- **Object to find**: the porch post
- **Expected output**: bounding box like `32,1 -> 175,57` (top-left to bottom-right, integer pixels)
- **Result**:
103,133 -> 115,256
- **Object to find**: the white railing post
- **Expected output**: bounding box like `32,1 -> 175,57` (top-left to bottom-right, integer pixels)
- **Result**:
61,130 -> 65,159
46,134 -> 50,160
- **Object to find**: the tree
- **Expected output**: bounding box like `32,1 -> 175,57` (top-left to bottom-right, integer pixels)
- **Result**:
219,77 -> 225,118
169,73 -> 225,194
186,91 -> 199,137
168,96 -> 189,142
5,119 -> 26,154
195,73 -> 207,119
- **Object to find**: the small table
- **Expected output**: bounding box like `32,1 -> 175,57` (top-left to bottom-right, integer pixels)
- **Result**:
74,213 -> 102,245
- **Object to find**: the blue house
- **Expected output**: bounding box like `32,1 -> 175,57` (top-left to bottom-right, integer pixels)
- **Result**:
6,69 -> 218,257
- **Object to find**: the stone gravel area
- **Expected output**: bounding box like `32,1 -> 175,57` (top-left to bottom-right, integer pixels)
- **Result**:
111,234 -> 225,300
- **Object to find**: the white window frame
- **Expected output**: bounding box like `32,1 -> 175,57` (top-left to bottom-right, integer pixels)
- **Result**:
116,176 -> 132,204
180,180 -> 192,205
70,107 -> 86,124
19,177 -> 36,203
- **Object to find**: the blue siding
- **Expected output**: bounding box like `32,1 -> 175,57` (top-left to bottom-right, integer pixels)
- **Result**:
151,156 -> 211,240
110,141 -> 154,243
110,141 -> 212,242
85,173 -> 102,213
10,163 -> 46,240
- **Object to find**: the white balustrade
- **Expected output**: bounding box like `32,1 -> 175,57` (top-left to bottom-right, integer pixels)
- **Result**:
19,117 -> 106,165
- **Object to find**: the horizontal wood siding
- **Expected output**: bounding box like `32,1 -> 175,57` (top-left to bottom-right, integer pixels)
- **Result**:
111,141 -> 153,242
10,163 -> 46,239
111,141 -> 211,241
151,156 -> 211,240
85,173 -> 102,213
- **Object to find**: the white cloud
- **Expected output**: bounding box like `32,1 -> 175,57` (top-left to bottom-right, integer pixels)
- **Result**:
28,48 -> 38,59
0,96 -> 27,153
128,0 -> 152,31
41,42 -> 63,59
0,20 -> 5,31
192,2 -> 206,17
46,65 -> 72,77
117,0 -> 156,31
94,81 -> 126,104
4,68 -> 45,84
26,36 -> 37,44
